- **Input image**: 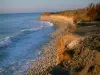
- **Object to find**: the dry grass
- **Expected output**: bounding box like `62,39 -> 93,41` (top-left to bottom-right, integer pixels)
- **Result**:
41,3 -> 100,23
86,3 -> 100,21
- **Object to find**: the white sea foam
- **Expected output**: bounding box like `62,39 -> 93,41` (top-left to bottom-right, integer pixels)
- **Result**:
0,26 -> 44,49
20,21 -> 53,33
46,21 -> 54,26
20,25 -> 44,32
0,37 -> 12,48
0,21 -> 53,49
39,21 -> 53,27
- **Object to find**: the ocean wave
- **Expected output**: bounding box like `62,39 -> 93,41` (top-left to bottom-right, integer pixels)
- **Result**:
20,25 -> 43,32
0,26 -> 44,49
0,37 -> 12,48
20,21 -> 53,34
0,21 -> 53,49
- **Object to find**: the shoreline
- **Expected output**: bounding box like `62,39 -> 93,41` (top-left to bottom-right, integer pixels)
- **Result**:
27,18 -> 75,75
27,14 -> 100,75
0,19 -> 55,75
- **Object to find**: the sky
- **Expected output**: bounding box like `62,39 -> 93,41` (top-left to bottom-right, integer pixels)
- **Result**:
0,0 -> 99,13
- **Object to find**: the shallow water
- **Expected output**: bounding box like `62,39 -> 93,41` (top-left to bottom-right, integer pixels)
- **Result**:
0,13 -> 54,75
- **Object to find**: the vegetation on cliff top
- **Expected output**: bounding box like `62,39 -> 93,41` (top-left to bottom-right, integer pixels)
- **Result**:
41,3 -> 100,23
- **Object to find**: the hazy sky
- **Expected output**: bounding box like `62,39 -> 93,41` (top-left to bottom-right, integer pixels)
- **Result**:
0,0 -> 99,13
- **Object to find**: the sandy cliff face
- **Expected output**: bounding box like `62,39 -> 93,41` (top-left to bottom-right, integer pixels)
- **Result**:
40,14 -> 76,34
40,14 -> 75,25
56,34 -> 79,64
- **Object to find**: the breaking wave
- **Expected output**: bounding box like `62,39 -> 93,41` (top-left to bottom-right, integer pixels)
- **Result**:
0,21 -> 53,49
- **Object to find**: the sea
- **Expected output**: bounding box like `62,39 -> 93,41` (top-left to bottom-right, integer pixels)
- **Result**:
0,13 -> 55,75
